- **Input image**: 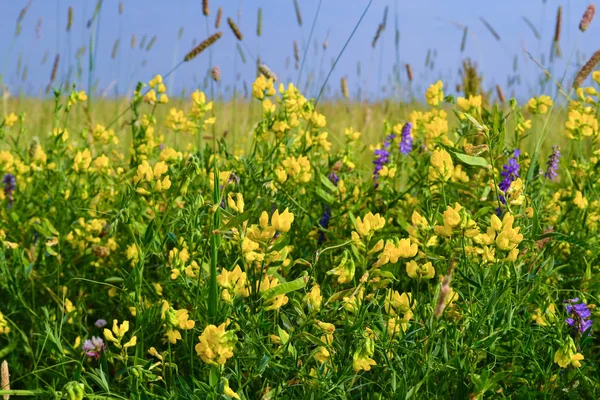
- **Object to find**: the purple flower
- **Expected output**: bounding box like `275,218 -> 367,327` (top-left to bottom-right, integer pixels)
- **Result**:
373,148 -> 390,186
383,131 -> 397,148
3,173 -> 16,208
82,336 -> 105,359
327,171 -> 339,186
498,149 -> 520,204
544,146 -> 560,180
399,122 -> 413,155
564,298 -> 593,334
95,319 -> 107,328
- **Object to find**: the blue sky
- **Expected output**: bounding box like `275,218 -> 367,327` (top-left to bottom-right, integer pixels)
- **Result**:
0,0 -> 596,100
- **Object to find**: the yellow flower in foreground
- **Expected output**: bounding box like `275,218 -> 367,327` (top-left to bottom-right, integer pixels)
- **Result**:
222,378 -> 240,399
271,208 -> 294,232
531,303 -> 556,326
428,148 -> 454,182
554,338 -> 584,368
103,319 -> 136,349
355,212 -> 385,237
406,260 -> 435,279
217,265 -> 249,302
352,336 -> 376,372
304,284 -> 322,313
195,322 -> 237,366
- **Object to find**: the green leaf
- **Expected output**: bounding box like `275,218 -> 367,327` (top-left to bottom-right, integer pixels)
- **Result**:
315,187 -> 336,206
319,173 -> 338,193
461,112 -> 488,132
261,272 -> 309,301
447,149 -> 489,167
220,210 -> 251,230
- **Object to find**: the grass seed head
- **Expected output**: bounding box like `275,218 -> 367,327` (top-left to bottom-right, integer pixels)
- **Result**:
496,84 -> 505,103
1,360 -> 9,400
293,0 -> 303,26
580,4 -> 596,32
183,32 -> 223,62
405,64 -> 413,82
554,6 -> 562,42
66,6 -> 73,32
212,66 -> 221,82
574,48 -> 600,88
112,39 -> 120,60
258,64 -> 278,81
228,18 -> 243,41
257,8 -> 263,37
215,6 -> 222,28
203,0 -> 210,17
341,77 -> 349,99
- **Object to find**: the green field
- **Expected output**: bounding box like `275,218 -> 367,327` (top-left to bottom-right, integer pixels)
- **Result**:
1,1 -> 600,399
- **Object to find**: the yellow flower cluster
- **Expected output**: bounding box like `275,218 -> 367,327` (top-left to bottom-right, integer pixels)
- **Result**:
352,335 -> 376,372
144,74 -> 169,104
217,265 -> 249,302
353,211 -> 385,239
66,89 -> 87,109
227,193 -> 245,214
410,109 -> 450,149
527,95 -> 552,114
133,160 -> 171,194
160,300 -> 196,344
434,202 -> 478,238
470,212 -> 523,262
425,80 -> 444,106
195,321 -> 237,366
276,155 -> 312,184
554,338 -> 584,368
91,124 -> 118,145
384,290 -> 415,337
406,260 -> 435,279
258,274 -> 289,310
565,105 -> 598,139
428,148 -> 454,182
252,75 -> 276,100
457,95 -> 482,115
372,238 -> 418,268
242,209 -> 294,265
104,320 -> 137,350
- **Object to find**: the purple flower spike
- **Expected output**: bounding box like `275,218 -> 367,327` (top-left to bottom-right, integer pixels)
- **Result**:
95,319 -> 107,328
373,148 -> 390,186
399,122 -> 413,155
3,173 -> 16,208
498,149 -> 520,204
544,145 -> 560,180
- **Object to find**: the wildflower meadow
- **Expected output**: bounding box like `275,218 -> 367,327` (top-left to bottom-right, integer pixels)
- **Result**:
1,1 -> 600,399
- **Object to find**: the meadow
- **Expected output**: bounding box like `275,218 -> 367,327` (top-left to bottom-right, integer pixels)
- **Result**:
1,1 -> 600,399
